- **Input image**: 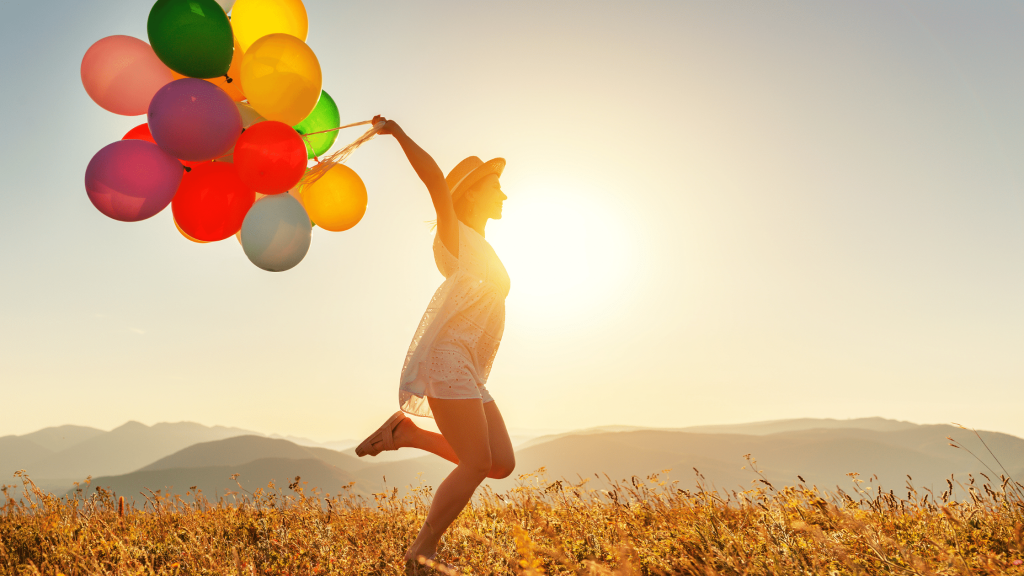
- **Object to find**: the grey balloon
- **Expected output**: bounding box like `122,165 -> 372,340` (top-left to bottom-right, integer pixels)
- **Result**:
240,194 -> 312,272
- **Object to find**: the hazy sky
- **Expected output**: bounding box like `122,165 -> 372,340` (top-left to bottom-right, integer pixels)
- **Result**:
2,1 -> 1023,441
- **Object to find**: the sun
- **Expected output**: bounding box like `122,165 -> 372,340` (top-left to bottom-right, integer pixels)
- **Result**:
487,184 -> 632,327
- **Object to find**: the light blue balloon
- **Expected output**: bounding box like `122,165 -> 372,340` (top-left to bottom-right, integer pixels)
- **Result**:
240,194 -> 312,272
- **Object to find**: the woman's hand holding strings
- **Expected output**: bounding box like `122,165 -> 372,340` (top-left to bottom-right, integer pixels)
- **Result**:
372,115 -> 401,136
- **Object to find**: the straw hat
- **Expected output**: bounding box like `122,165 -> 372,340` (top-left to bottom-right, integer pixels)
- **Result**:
445,156 -> 505,202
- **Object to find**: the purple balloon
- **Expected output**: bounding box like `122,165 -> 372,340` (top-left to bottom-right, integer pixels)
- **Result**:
85,139 -> 184,222
148,78 -> 242,162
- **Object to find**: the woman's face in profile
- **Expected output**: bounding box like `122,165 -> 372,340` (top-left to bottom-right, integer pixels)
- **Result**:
469,174 -> 507,220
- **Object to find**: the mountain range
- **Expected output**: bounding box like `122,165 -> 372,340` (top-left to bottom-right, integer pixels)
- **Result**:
3,418 -> 1021,502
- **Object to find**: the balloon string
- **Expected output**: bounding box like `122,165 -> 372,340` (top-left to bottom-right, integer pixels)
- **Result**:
300,120 -> 386,187
177,120 -> 380,171
298,120 -> 376,164
301,120 -> 373,137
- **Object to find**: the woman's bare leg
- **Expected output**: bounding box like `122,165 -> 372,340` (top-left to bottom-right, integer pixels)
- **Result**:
388,404 -> 516,479
482,401 -> 515,479
404,397 -> 491,562
391,418 -> 459,465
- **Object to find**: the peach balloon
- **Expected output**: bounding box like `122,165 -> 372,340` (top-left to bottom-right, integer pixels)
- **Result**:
81,35 -> 173,116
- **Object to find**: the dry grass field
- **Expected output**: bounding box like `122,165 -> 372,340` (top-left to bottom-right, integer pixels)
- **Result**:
2,457 -> 1023,575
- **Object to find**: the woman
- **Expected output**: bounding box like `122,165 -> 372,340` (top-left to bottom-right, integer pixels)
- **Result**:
355,115 -> 515,570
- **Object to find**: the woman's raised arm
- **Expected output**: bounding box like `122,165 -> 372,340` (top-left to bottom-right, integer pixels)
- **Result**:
373,116 -> 458,258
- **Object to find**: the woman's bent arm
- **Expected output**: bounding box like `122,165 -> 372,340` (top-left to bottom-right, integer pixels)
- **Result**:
375,116 -> 459,257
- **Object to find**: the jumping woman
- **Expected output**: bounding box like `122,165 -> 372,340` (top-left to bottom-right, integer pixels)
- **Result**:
355,116 -> 515,572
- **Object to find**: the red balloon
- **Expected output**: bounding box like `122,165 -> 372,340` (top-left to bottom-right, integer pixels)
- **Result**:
233,121 -> 307,194
172,163 -> 255,241
122,124 -> 155,142
122,124 -> 204,168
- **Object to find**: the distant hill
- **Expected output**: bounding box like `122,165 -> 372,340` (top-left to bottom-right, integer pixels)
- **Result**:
677,417 -> 921,436
5,420 -> 560,491
9,421 -> 257,493
85,458 -> 362,503
504,424 -> 1024,494
26,417 -> 1024,502
517,417 -> 920,450
78,436 -> 373,500
0,436 -> 52,481
343,422 -> 1024,497
267,434 -> 360,453
21,425 -> 105,452
2,425 -> 109,483
139,435 -> 364,473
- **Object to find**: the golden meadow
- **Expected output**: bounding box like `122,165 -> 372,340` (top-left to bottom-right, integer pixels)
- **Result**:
2,454 -> 1024,574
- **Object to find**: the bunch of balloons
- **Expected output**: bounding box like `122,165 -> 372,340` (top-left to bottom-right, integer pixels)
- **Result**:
81,0 -> 370,272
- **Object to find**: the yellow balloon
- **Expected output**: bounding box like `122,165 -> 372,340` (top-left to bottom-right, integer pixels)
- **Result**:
302,164 -> 366,232
240,33 -> 322,126
175,218 -> 209,243
231,0 -> 308,52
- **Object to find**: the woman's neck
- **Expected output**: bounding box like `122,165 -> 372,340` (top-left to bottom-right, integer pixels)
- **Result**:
461,214 -> 487,237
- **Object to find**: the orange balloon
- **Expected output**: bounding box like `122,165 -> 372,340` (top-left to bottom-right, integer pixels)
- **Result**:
302,164 -> 366,232
209,37 -> 245,101
170,37 -> 244,101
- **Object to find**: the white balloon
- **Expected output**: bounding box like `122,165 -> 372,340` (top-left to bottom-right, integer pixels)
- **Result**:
217,0 -> 236,13
240,194 -> 312,272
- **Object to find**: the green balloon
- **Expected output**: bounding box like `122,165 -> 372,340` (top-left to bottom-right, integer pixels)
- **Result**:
148,0 -> 233,79
294,90 -> 341,159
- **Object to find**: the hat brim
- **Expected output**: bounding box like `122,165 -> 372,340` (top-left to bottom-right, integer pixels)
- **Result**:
450,158 -> 505,202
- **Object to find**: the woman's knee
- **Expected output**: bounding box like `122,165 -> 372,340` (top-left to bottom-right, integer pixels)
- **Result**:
488,455 -> 516,479
459,452 -> 493,480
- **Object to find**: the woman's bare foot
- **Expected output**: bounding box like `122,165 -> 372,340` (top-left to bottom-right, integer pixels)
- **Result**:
404,554 -> 454,575
405,553 -> 456,575
403,547 -> 437,564
403,520 -> 440,566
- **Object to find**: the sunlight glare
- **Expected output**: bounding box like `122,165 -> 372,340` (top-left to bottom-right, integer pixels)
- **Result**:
489,186 -> 632,327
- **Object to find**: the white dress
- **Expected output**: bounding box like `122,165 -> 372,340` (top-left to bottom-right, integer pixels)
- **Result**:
399,222 -> 511,418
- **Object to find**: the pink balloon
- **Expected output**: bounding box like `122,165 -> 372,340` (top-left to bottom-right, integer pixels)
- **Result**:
81,35 -> 173,116
85,140 -> 184,222
148,78 -> 242,162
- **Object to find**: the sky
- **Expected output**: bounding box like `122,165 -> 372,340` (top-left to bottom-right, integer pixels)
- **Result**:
1,1 -> 1023,441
